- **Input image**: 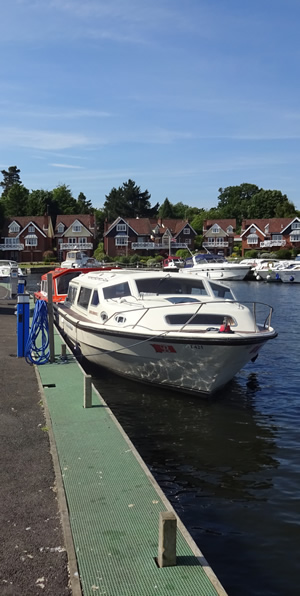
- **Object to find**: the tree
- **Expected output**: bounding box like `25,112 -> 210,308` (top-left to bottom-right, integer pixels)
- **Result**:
26,189 -> 54,216
76,192 -> 93,214
52,184 -> 77,214
104,179 -> 154,220
217,183 -> 259,224
0,166 -> 22,196
158,198 -> 176,218
4,184 -> 29,216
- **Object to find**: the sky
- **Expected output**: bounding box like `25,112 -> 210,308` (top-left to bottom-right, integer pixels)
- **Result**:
1,0 -> 300,212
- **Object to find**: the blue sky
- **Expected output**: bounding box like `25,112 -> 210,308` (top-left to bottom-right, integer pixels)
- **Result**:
1,0 -> 300,211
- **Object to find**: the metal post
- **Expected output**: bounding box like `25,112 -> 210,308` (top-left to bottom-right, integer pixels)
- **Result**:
47,273 -> 55,363
157,511 -> 177,568
84,374 -> 92,408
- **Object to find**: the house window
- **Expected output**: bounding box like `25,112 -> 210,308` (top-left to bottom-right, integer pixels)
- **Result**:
58,238 -> 63,244
69,238 -> 77,244
25,235 -> 38,246
79,237 -> 87,244
117,224 -> 127,232
272,235 -> 282,241
227,225 -> 233,233
57,224 -> 64,233
72,224 -> 82,232
183,228 -> 190,235
291,222 -> 300,229
208,237 -> 215,244
9,223 -> 20,233
211,225 -> 220,233
115,236 -> 128,246
184,238 -> 191,245
290,233 -> 300,241
28,225 -> 35,233
5,238 -> 19,246
247,234 -> 258,244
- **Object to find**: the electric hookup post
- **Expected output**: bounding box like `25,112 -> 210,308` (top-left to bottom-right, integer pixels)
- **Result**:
18,279 -> 25,294
17,293 -> 30,357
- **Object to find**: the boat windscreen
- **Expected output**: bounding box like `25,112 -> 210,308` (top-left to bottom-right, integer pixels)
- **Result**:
209,282 -> 234,300
136,277 -> 208,296
56,271 -> 81,295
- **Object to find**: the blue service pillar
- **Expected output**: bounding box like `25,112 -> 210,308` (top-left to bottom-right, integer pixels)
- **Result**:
18,279 -> 25,294
17,294 -> 30,357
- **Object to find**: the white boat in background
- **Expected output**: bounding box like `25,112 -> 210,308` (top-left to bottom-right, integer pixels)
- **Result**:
61,250 -> 102,269
56,270 -> 277,396
0,260 -> 19,297
278,263 -> 300,283
183,254 -> 251,281
255,261 -> 295,282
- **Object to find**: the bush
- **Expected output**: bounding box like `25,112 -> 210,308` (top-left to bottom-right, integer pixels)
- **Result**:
43,250 -> 56,264
274,248 -> 292,260
244,250 -> 258,258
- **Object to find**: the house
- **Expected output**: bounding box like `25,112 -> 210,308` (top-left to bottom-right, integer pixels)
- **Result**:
0,215 -> 54,262
202,219 -> 237,256
104,217 -> 197,258
240,217 -> 300,256
54,214 -> 96,262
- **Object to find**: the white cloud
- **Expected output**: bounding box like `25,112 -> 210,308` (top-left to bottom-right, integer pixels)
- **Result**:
50,163 -> 83,169
0,127 -> 92,150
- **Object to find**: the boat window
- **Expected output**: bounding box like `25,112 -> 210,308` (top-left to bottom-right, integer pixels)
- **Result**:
209,282 -> 234,300
136,277 -> 208,296
56,271 -> 81,295
103,282 -> 131,299
165,314 -> 235,326
165,297 -> 200,304
78,286 -> 92,309
66,284 -> 78,305
91,289 -> 100,306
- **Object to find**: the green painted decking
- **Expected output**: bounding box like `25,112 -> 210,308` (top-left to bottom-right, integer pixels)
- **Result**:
36,324 -> 228,596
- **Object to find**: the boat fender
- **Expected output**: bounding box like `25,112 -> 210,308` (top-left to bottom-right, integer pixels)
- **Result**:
275,273 -> 280,280
73,343 -> 82,356
290,276 -> 294,282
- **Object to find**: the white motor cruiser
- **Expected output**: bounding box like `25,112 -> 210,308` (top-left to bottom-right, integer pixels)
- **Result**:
61,250 -> 102,269
56,270 -> 277,396
184,254 -> 251,281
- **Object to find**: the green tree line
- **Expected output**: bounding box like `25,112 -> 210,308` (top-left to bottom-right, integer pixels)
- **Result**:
1,166 -> 298,240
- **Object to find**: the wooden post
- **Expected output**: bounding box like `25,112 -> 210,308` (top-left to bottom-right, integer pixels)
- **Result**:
157,511 -> 177,568
84,374 -> 92,408
61,343 -> 66,359
47,273 -> 55,363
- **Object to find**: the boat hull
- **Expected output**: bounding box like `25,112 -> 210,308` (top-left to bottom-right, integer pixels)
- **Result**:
57,309 -> 273,396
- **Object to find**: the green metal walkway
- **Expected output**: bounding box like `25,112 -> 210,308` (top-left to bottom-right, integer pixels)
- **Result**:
36,325 -> 228,596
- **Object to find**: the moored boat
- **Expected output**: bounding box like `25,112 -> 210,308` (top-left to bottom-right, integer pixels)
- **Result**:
183,254 -> 251,281
56,269 -> 277,396
34,265 -> 119,303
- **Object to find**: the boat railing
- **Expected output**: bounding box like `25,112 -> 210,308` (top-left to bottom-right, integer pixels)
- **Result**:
102,298 -> 274,334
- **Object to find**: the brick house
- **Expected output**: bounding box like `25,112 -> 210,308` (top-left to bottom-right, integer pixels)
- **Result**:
54,214 -> 96,262
0,215 -> 54,262
104,217 -> 197,258
202,219 -> 237,256
240,217 -> 300,256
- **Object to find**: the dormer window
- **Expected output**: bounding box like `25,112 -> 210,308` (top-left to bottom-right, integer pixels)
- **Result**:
291,222 -> 300,230
211,224 -> 220,234
117,223 -> 126,232
72,223 -> 82,232
227,225 -> 233,233
9,223 -> 20,234
28,225 -> 35,233
57,223 -> 64,233
265,224 -> 269,233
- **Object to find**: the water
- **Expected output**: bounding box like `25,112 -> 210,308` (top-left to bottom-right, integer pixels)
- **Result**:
27,275 -> 300,595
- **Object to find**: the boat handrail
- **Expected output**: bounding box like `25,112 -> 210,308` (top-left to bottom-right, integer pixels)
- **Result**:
101,298 -> 274,333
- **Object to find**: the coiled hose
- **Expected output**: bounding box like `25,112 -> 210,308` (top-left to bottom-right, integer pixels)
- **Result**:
25,299 -> 50,365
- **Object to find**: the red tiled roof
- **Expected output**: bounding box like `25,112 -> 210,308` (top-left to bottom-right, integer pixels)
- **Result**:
242,218 -> 294,234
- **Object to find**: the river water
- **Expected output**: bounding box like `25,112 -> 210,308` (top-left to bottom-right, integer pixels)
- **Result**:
28,275 -> 300,596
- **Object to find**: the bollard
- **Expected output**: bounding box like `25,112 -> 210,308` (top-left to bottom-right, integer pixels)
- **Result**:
84,374 -> 92,408
157,511 -> 177,568
18,279 -> 25,294
17,294 -> 30,357
61,343 -> 67,359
